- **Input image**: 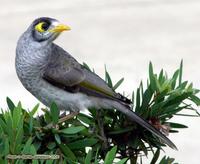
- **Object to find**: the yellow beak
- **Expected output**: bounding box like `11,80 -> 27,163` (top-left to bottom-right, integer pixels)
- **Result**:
49,24 -> 71,33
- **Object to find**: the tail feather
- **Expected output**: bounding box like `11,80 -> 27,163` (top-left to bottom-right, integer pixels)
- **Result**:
112,102 -> 177,150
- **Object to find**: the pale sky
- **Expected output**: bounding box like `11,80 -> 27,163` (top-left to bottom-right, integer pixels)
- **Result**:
0,0 -> 200,163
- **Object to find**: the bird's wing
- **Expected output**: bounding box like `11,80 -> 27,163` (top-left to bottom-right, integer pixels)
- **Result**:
43,45 -> 126,103
43,45 -> 177,149
43,59 -> 85,87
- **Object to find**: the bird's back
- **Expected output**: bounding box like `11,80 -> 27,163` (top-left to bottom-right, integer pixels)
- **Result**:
47,44 -> 132,105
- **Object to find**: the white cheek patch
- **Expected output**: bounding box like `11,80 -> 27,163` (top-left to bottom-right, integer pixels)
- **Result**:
51,21 -> 60,27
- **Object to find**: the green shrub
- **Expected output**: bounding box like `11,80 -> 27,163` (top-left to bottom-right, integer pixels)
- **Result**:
0,61 -> 199,164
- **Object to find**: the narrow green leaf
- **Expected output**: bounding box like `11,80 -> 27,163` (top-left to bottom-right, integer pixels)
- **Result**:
29,117 -> 33,134
94,148 -> 100,164
29,104 -> 39,116
84,149 -> 92,164
17,101 -> 22,109
44,109 -> 52,124
138,139 -> 148,156
0,118 -> 7,133
6,97 -> 15,112
190,95 -> 200,106
187,83 -> 193,92
195,110 -> 200,116
160,105 -> 189,117
104,146 -> 117,164
60,126 -> 85,134
167,122 -> 188,128
106,72 -> 113,88
132,91 -> 134,106
154,89 -> 168,104
115,158 -> 128,164
160,156 -> 175,164
54,134 -> 61,144
77,113 -> 92,125
68,138 -> 98,150
32,160 -> 39,164
82,62 -> 92,72
179,60 -> 183,85
155,77 -> 162,92
105,66 -> 113,88
47,142 -> 56,150
164,92 -> 192,107
35,131 -> 43,140
30,145 -> 36,155
149,62 -> 154,78
140,81 -> 144,96
4,113 -> 14,146
178,81 -> 188,89
135,88 -> 140,113
33,142 -> 41,151
50,102 -> 60,124
174,113 -> 198,117
15,120 -> 23,153
22,137 -> 32,154
3,138 -> 9,155
113,78 -> 124,90
150,100 -> 166,116
171,69 -> 179,89
59,144 -> 77,161
158,69 -> 164,84
12,107 -> 22,129
149,62 -> 157,91
150,149 -> 160,164
140,86 -> 153,112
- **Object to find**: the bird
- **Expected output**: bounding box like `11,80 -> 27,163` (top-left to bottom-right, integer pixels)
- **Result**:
15,17 -> 176,149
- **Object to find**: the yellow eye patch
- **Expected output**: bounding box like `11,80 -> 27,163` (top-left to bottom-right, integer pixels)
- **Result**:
35,22 -> 47,33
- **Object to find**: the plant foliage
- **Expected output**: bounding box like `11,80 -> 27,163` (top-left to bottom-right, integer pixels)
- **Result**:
0,61 -> 199,163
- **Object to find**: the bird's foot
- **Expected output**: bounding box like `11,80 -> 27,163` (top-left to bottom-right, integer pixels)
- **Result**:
58,111 -> 79,124
38,111 -> 79,131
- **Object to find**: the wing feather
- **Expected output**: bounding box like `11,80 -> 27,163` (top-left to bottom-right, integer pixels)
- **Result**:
43,44 -> 130,104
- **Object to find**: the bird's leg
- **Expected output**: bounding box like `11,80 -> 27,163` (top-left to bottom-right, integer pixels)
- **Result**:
96,110 -> 108,153
58,111 -> 79,124
41,111 -> 79,130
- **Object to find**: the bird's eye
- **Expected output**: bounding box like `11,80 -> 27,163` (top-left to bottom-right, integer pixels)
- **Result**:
35,22 -> 50,33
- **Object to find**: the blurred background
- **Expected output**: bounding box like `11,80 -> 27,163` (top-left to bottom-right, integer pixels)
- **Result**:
0,0 -> 200,163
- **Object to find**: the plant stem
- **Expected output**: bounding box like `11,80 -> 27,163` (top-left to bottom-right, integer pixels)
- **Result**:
96,110 -> 108,151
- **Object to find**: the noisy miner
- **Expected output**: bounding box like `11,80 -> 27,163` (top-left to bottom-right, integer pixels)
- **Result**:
15,17 -> 176,149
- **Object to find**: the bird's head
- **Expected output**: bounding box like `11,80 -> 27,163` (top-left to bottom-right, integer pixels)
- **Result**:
27,17 -> 71,44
